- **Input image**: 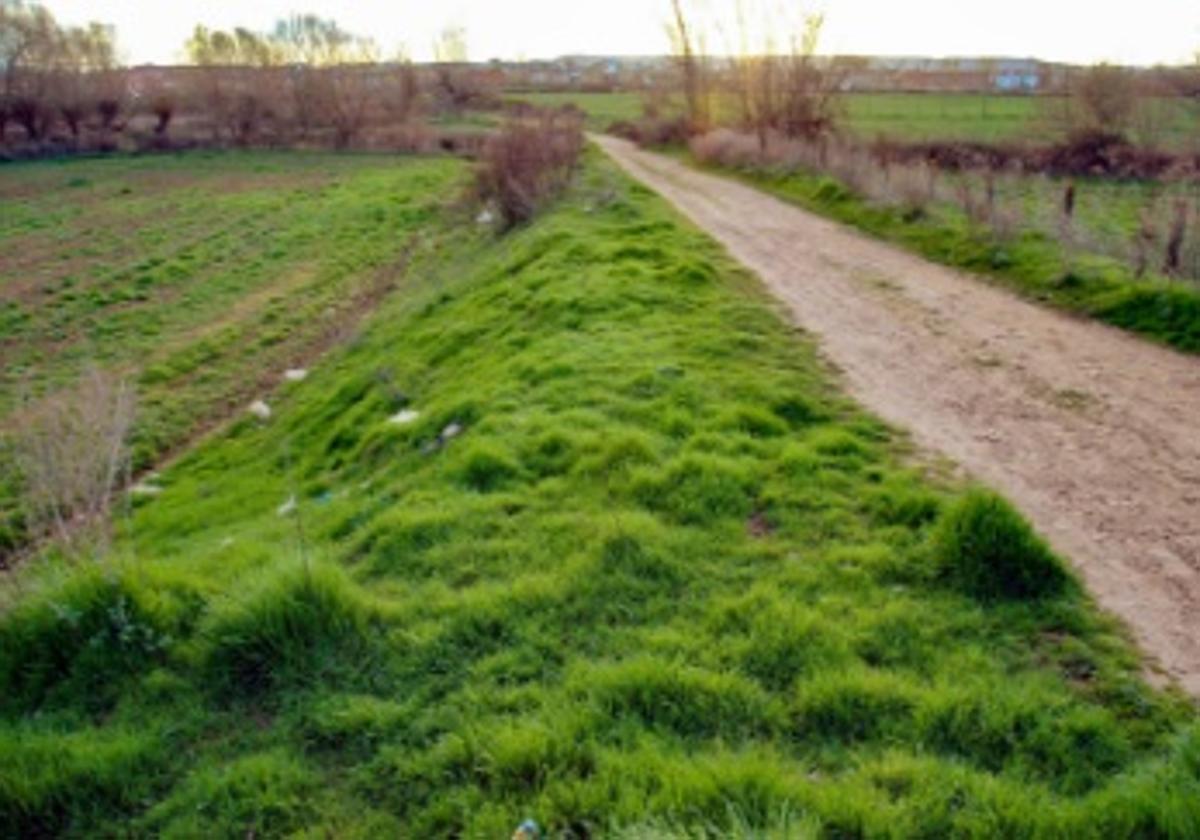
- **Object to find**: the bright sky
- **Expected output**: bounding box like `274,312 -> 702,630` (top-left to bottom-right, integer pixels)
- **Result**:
43,0 -> 1200,67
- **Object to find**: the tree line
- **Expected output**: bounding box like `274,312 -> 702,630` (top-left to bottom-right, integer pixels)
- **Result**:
0,2 -> 495,153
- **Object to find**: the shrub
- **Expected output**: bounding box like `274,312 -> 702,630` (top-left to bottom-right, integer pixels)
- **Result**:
9,367 -> 136,555
931,489 -> 1071,601
472,112 -> 584,229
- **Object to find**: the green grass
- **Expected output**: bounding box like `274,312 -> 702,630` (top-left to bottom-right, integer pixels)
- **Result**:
513,90 -> 1200,152
700,161 -> 1200,354
0,149 -> 1198,836
841,92 -> 1047,143
0,151 -> 461,552
509,92 -> 649,131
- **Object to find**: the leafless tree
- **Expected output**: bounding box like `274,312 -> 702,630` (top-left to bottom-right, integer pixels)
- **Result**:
1,0 -> 60,141
729,4 -> 837,150
1070,63 -> 1138,139
184,24 -> 280,144
667,0 -> 709,131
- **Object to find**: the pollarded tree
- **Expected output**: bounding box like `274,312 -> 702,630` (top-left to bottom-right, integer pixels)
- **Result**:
269,16 -> 380,148
184,24 -> 282,144
1,0 -> 61,140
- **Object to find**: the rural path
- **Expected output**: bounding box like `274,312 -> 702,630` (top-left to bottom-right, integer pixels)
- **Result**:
595,134 -> 1200,697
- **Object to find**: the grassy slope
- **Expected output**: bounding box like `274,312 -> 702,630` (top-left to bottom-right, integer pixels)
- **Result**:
1,151 -> 1198,837
0,152 -> 460,551
696,161 -> 1200,354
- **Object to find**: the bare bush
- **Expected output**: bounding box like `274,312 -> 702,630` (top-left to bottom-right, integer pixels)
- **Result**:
472,112 -> 584,229
9,369 -> 135,556
1070,64 -> 1138,140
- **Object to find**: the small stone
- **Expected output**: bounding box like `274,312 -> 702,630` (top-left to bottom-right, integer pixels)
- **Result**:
389,409 -> 420,426
476,209 -> 495,226
249,400 -> 272,421
284,369 -> 308,382
440,422 -> 464,441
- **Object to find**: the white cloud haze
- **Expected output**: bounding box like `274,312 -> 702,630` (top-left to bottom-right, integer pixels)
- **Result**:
41,0 -> 1200,66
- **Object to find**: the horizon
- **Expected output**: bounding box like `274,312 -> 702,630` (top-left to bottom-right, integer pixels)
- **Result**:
40,0 -> 1200,69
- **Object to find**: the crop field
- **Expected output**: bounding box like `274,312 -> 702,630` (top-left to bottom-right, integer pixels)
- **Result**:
0,152 -> 460,551
510,91 -> 649,130
515,90 -> 1200,151
1,150 -> 1198,836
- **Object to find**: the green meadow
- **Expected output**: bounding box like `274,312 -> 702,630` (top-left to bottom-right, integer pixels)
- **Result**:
1,151 -> 1198,836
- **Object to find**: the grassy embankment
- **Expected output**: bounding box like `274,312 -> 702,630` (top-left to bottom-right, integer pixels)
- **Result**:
1,150 -> 1199,836
0,152 -> 460,552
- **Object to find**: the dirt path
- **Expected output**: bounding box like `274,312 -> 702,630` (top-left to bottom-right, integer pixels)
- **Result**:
596,135 -> 1200,697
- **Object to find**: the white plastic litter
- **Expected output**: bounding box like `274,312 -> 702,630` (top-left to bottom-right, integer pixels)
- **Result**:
249,400 -> 272,420
277,495 -> 297,517
284,369 -> 308,382
129,482 -> 162,496
389,409 -> 420,426
476,209 -> 495,226
441,422 -> 463,441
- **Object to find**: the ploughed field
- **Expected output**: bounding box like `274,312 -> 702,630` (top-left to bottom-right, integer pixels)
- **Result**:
1,151 -> 1198,836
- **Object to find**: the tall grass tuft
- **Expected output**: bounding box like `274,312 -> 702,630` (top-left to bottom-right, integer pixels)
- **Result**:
932,489 -> 1071,601
200,561 -> 377,699
0,567 -> 176,714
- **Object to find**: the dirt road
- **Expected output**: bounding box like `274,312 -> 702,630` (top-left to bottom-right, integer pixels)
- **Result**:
596,135 -> 1200,696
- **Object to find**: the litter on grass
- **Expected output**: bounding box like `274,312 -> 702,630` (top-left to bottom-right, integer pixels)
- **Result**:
249,400 -> 272,421
284,369 -> 308,382
389,409 -> 420,425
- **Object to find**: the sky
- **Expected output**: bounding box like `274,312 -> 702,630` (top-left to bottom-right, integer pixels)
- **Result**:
41,0 -> 1200,67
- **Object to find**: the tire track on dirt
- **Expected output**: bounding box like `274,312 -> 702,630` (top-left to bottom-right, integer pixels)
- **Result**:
596,134 -> 1200,696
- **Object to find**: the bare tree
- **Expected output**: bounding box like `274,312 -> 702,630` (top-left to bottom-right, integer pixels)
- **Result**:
1071,63 -> 1138,139
184,24 -> 279,144
728,3 -> 837,150
1,0 -> 60,141
431,25 -> 484,114
667,0 -> 709,131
